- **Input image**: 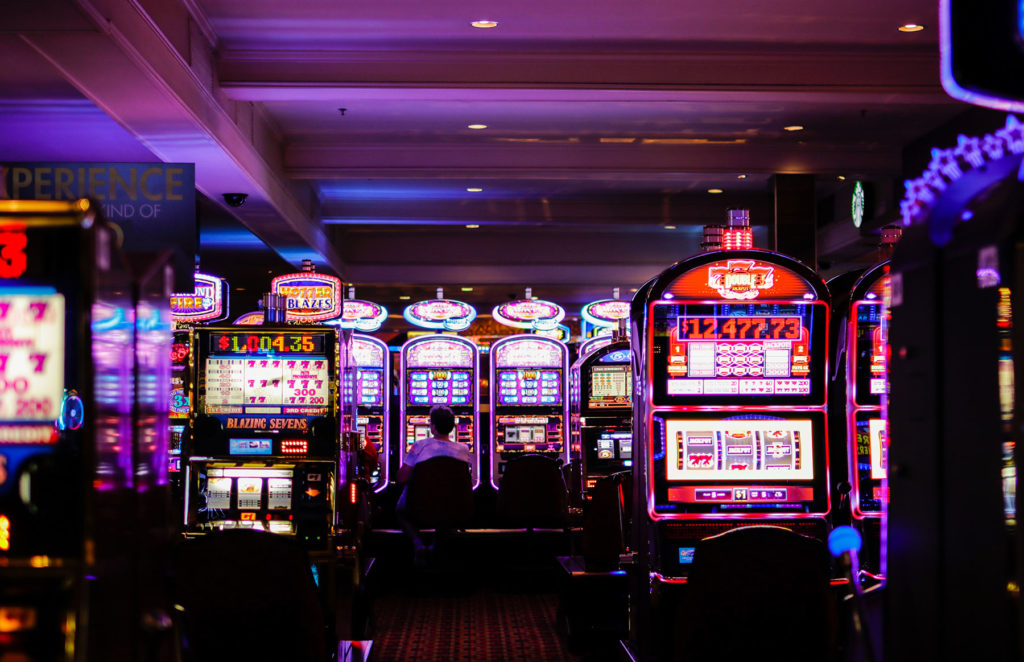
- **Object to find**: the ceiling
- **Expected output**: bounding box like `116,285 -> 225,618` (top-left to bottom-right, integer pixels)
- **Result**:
1,0 -> 969,325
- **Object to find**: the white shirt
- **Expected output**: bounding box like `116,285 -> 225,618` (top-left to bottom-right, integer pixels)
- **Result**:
405,436 -> 471,468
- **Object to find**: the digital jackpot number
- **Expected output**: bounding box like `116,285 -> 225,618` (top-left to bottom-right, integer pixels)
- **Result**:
678,316 -> 801,340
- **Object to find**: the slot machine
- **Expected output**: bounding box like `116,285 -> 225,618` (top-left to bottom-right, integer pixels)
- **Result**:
489,335 -> 570,487
0,200 -> 173,660
348,333 -> 390,491
183,326 -> 340,549
399,334 -> 480,487
628,249 -> 832,659
569,339 -> 633,496
844,262 -> 889,574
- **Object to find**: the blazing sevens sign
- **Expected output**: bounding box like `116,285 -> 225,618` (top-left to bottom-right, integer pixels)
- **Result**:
271,273 -> 342,322
170,273 -> 226,322
492,299 -> 565,331
707,260 -> 775,300
336,299 -> 388,332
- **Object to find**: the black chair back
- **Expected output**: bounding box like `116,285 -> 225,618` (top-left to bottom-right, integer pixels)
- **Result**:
677,525 -> 835,662
496,454 -> 569,529
406,456 -> 474,530
581,471 -> 631,571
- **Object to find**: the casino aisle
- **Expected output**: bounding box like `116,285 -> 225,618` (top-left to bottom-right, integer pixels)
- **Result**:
366,531 -> 614,662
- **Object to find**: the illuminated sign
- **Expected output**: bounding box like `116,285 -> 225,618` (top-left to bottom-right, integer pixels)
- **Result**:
171,272 -> 226,322
492,299 -> 565,330
581,299 -> 630,328
707,260 -> 775,300
852,181 -> 865,229
335,299 -> 388,332
0,291 -> 64,426
404,299 -> 477,331
534,324 -> 570,341
493,337 -> 563,368
210,332 -> 327,355
233,311 -> 264,326
271,273 -> 342,322
0,230 -> 27,279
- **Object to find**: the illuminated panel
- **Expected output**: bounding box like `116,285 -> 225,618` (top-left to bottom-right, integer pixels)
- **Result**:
281,439 -> 309,455
271,272 -> 342,322
721,227 -> 753,251
664,258 -> 816,300
0,292 -> 65,426
229,438 -> 272,455
405,338 -> 474,368
493,338 -> 562,368
348,337 -> 385,406
204,357 -> 329,414
495,415 -> 563,452
665,418 -> 815,481
406,369 -> 472,406
496,369 -> 562,405
588,363 -> 631,408
853,300 -> 886,405
236,477 -> 263,510
652,302 -> 824,402
868,418 -> 887,480
209,332 -> 326,355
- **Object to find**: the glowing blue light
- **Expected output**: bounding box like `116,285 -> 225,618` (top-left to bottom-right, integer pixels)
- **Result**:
828,525 -> 863,557
961,210 -> 974,221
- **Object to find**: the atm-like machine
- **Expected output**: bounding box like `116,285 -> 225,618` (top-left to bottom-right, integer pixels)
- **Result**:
569,339 -> 633,496
0,200 -> 175,660
489,335 -> 570,488
349,333 -> 390,491
183,326 -> 340,549
399,334 -> 481,487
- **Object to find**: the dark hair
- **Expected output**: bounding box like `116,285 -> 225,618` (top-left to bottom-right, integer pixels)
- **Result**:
429,405 -> 456,436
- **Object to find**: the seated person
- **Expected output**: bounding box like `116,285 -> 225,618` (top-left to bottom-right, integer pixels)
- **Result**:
396,405 -> 471,564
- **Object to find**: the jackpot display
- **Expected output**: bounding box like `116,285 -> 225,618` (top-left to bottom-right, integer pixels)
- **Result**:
184,326 -> 340,548
399,335 -> 480,487
570,341 -> 634,495
632,251 -> 831,579
489,335 -> 569,488
347,334 -> 390,491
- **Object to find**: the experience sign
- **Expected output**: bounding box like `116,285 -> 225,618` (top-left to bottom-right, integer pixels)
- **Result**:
271,273 -> 342,322
0,291 -> 65,427
492,299 -> 565,331
404,299 -> 477,331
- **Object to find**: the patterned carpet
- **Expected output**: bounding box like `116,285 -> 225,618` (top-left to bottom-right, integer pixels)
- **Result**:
371,588 -> 577,661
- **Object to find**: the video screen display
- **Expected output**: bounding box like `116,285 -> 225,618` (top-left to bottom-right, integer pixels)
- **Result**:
209,331 -> 327,356
204,357 -> 330,414
588,364 -> 631,409
407,369 -> 472,405
345,368 -> 384,407
650,301 -> 825,405
0,292 -> 65,425
495,415 -> 563,453
666,418 -> 814,481
595,429 -> 632,460
853,301 -> 886,406
229,438 -> 273,455
495,369 -> 562,406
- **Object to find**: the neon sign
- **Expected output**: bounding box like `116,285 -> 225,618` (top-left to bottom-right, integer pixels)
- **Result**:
233,311 -> 264,326
492,299 -> 565,331
0,230 -> 27,279
404,299 -> 477,331
707,260 -> 775,300
581,299 -> 630,328
271,272 -> 342,322
335,299 -> 388,332
171,273 -> 226,322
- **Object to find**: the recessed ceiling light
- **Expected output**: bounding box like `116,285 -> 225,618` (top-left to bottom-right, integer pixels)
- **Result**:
399,295 -> 411,300
837,175 -> 847,181
466,187 -> 483,192
664,225 -> 677,229
465,224 -> 480,229
898,23 -> 924,32
783,125 -> 804,132
461,287 -> 474,292
737,174 -> 747,179
467,124 -> 488,130
470,20 -> 498,29
630,288 -> 638,292
707,188 -> 724,194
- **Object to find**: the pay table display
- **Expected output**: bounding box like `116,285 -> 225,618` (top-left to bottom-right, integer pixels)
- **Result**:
407,369 -> 472,405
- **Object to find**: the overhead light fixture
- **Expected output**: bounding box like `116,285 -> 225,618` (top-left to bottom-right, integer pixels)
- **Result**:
707,188 -> 724,194
466,187 -> 483,192
470,20 -> 498,28
898,23 -> 924,32
399,295 -> 411,300
664,225 -> 677,229
465,224 -> 480,229
461,287 -> 474,292
467,124 -> 488,130
737,174 -> 747,179
783,125 -> 804,132
837,175 -> 847,181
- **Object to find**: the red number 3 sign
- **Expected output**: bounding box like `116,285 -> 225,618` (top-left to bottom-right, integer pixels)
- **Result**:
0,231 -> 27,279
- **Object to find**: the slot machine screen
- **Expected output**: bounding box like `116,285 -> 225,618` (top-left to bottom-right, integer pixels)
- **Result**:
650,301 -> 826,405
649,413 -> 828,515
202,332 -> 331,416
594,429 -> 633,461
495,369 -> 562,406
406,369 -> 473,405
588,363 -> 632,409
853,300 -> 886,407
350,338 -> 385,406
